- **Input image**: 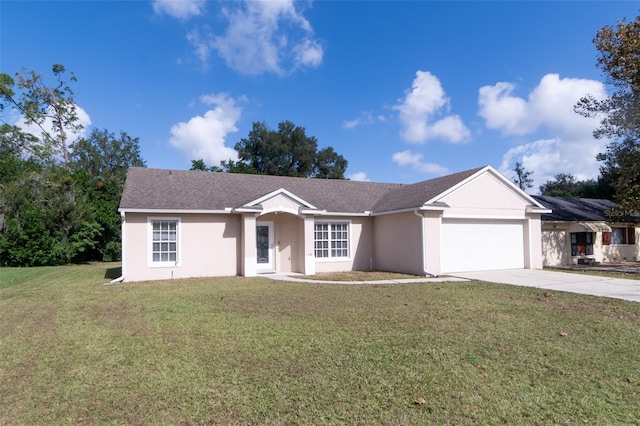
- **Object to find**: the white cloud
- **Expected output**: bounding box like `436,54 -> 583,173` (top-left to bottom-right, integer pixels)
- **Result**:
342,111 -> 375,129
169,93 -> 242,166
185,0 -> 324,75
153,0 -> 205,20
499,137 -> 607,192
394,71 -> 470,144
391,150 -> 449,176
347,171 -> 370,182
479,74 -> 607,138
479,73 -> 610,190
293,38 -> 324,68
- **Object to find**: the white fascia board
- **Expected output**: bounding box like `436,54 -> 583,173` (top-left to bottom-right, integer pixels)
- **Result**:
371,205 -> 447,217
119,208 -> 233,214
233,207 -> 263,213
299,209 -> 327,215
245,188 -> 317,210
526,206 -> 552,214
314,211 -> 370,217
419,204 -> 449,211
442,213 -> 527,220
371,207 -> 422,217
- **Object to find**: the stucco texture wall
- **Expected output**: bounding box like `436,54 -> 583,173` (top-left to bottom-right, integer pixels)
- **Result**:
123,213 -> 241,282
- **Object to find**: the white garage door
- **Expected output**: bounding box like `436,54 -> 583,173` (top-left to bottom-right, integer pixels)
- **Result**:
441,219 -> 525,273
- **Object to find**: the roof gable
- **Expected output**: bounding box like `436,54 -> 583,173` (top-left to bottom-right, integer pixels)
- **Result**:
245,188 -> 317,210
435,166 -> 546,210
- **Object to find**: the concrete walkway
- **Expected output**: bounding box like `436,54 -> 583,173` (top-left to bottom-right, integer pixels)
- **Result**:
262,269 -> 640,303
454,269 -> 640,303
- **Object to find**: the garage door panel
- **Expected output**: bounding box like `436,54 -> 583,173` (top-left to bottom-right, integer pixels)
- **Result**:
441,219 -> 524,273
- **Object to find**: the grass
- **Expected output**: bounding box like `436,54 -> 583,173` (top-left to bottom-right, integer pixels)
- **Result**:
546,267 -> 640,280
1,263 -> 639,424
299,270 -> 423,281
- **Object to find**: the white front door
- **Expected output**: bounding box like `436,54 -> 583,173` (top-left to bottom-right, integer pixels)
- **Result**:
256,222 -> 274,272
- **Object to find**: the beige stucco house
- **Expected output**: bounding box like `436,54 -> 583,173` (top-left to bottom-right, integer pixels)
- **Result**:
533,196 -> 639,267
117,165 -> 550,282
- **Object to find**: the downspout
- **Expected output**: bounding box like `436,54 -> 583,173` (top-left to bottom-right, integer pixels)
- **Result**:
106,211 -> 126,285
414,209 -> 438,277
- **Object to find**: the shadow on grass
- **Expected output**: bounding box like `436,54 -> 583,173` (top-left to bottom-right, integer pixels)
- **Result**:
104,266 -> 122,280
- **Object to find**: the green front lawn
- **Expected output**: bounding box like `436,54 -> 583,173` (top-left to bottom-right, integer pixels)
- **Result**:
1,264 -> 639,424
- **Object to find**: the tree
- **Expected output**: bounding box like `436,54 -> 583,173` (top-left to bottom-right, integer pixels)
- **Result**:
314,147 -> 348,179
539,173 -> 615,198
0,64 -> 82,166
190,159 -> 210,171
190,158 -> 258,174
233,121 -> 348,179
575,16 -> 640,213
0,124 -> 42,183
0,167 -> 100,266
512,162 -> 533,191
69,129 -> 147,261
70,128 -> 145,181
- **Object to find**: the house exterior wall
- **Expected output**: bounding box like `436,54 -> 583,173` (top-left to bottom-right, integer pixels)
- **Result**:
314,216 -> 375,273
599,224 -> 639,263
525,215 -> 544,269
373,212 -> 424,275
541,223 -> 639,266
541,227 -> 569,267
123,213 -> 241,282
439,173 -> 531,219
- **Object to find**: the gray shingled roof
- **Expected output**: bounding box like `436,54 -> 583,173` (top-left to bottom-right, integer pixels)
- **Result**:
531,195 -> 617,222
372,167 -> 484,213
119,166 -> 486,214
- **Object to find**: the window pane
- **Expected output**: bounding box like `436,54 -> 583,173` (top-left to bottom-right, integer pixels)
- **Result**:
151,220 -> 178,263
612,228 -> 626,244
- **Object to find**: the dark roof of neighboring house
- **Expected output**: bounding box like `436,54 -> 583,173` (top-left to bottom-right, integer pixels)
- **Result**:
119,166 -> 487,213
531,195 -> 617,222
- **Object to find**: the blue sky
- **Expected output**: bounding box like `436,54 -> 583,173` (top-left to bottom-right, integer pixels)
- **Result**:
2,1 -> 639,191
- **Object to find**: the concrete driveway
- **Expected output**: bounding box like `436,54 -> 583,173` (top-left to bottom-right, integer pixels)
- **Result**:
454,269 -> 640,303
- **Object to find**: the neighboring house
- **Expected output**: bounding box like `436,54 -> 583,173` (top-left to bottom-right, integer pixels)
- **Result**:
117,165 -> 550,282
532,195 -> 639,266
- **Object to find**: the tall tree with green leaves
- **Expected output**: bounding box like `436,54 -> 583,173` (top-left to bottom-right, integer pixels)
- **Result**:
0,64 -> 82,167
575,16 -> 640,213
232,120 -> 348,179
69,128 -> 146,261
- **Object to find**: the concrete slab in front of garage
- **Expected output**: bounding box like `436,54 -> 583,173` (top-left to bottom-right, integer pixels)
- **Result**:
453,269 -> 640,303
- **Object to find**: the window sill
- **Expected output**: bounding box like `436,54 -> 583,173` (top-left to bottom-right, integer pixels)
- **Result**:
315,257 -> 352,263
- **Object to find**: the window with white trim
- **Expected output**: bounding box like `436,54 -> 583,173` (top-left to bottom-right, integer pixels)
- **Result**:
150,219 -> 179,265
314,222 -> 349,258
